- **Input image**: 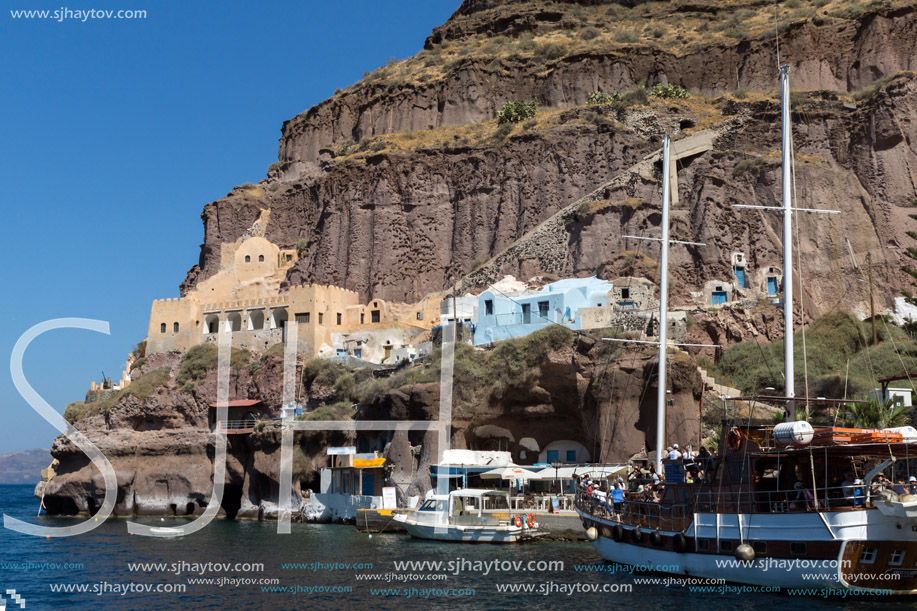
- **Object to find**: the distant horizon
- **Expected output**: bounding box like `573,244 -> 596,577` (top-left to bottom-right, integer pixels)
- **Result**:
0,0 -> 458,453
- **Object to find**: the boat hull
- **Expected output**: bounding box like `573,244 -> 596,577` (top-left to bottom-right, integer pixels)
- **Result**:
398,520 -> 531,543
579,508 -> 917,594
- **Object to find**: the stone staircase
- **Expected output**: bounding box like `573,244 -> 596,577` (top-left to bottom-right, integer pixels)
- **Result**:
455,129 -> 719,295
697,366 -> 742,398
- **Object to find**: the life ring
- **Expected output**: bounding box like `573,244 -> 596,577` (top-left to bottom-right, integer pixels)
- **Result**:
727,427 -> 743,452
611,524 -> 625,542
526,514 -> 535,528
514,515 -> 523,528
673,532 -> 688,553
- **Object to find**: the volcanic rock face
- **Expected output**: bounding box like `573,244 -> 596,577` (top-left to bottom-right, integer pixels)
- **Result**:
277,4 -> 917,168
181,1 -> 917,323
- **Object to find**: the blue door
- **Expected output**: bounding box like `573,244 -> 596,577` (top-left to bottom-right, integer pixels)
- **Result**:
734,269 -> 746,288
361,471 -> 375,496
767,277 -> 778,296
547,450 -> 559,463
712,291 -> 727,304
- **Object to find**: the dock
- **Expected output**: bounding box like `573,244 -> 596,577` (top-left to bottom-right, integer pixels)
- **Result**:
354,508 -> 587,540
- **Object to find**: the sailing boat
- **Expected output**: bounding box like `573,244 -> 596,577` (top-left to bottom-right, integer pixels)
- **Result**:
576,66 -> 917,594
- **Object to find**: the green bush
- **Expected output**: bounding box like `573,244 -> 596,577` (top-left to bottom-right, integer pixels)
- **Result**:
249,361 -> 262,376
132,340 -> 147,359
733,156 -> 765,176
64,401 -> 88,424
649,83 -> 690,99
261,343 -> 285,361
130,357 -> 146,372
497,100 -> 538,124
177,344 -> 218,385
231,348 -> 251,371
126,367 -> 171,401
715,311 -> 912,399
587,91 -> 620,105
298,401 -> 354,421
580,27 -> 601,41
295,238 -> 310,253
613,86 -> 649,109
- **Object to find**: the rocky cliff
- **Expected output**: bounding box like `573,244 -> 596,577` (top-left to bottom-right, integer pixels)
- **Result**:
44,0 -> 917,518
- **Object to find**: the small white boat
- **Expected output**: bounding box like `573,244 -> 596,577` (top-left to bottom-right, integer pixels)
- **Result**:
149,526 -> 185,537
394,489 -> 543,543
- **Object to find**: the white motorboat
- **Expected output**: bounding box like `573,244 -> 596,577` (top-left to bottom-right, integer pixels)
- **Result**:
394,488 -> 543,543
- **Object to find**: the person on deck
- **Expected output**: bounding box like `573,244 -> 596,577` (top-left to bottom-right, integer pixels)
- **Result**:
611,483 -> 625,518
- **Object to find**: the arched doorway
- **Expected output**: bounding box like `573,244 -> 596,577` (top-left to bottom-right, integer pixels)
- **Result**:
228,312 -> 243,332
204,314 -> 220,334
248,310 -> 265,331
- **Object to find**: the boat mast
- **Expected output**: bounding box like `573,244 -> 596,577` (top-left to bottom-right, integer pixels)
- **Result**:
780,65 -> 795,422
656,134 -> 672,476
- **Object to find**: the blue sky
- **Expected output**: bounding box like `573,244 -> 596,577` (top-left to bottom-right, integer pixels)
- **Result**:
0,0 -> 458,453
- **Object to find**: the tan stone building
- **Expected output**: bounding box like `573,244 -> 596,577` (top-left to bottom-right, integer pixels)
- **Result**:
146,236 -> 441,360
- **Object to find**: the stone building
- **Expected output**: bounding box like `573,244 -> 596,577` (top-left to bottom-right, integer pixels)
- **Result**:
145,236 -> 441,360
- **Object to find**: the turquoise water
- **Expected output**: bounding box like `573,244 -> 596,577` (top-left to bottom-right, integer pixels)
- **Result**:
0,485 -> 906,609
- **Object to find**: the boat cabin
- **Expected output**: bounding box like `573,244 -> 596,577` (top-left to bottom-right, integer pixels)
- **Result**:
415,489 -> 512,527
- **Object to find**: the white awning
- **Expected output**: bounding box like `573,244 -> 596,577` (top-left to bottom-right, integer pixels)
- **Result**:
530,465 -> 629,481
479,467 -> 540,480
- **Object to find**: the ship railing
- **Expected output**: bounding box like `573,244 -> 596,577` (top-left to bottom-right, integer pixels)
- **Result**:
692,484 -> 873,513
575,483 -> 873,526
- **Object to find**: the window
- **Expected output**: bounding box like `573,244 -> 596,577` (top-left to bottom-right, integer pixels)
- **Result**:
416,312 -> 423,321
547,450 -> 559,462
790,542 -> 807,555
889,550 -> 905,566
719,540 -> 733,552
244,255 -> 251,263
566,450 -> 576,462
160,323 -> 166,333
752,541 -> 767,554
258,254 -> 264,262
538,301 -> 549,319
371,310 -> 380,323
173,322 -> 179,333
859,548 -> 877,564
360,313 -> 365,324
621,288 -> 630,299
697,539 -> 710,551
485,300 -> 494,316
286,254 -> 292,262
336,313 -> 342,325
318,313 -> 323,325
295,312 -> 310,324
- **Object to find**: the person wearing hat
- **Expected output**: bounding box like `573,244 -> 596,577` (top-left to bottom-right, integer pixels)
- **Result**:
909,476 -> 917,495
852,478 -> 865,507
842,471 -> 858,506
666,445 -> 681,461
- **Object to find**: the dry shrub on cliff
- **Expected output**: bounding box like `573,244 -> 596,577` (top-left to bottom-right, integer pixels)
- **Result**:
64,401 -> 88,424
298,402 -> 354,421
177,344 -> 218,387
125,367 -> 171,401
487,325 -> 574,399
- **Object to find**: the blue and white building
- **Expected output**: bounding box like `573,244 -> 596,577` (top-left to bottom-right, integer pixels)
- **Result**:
473,276 -> 613,346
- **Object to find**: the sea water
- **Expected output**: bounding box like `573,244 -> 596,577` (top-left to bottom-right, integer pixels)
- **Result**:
0,485 -> 904,609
